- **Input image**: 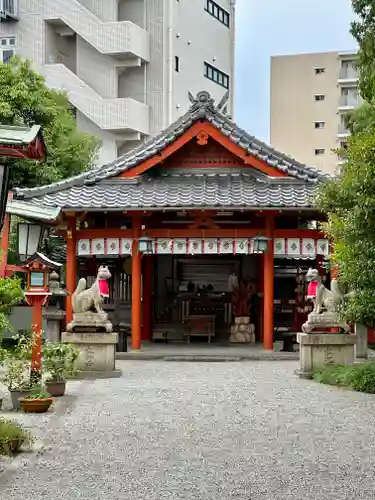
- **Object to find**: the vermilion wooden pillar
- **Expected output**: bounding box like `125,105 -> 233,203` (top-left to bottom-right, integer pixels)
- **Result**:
132,216 -> 142,350
28,294 -> 48,381
142,255 -> 153,341
65,218 -> 77,324
263,214 -> 275,350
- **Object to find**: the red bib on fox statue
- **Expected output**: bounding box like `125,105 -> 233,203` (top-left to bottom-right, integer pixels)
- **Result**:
98,279 -> 110,298
307,281 -> 318,298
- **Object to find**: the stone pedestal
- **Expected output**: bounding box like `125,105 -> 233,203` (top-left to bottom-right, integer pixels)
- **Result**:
229,317 -> 255,343
43,307 -> 65,343
302,312 -> 350,333
355,323 -> 368,359
61,332 -> 121,378
297,332 -> 356,379
66,312 -> 113,333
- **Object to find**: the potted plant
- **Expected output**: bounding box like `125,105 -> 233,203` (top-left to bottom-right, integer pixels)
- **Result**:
0,418 -> 33,454
3,331 -> 38,410
19,391 -> 53,413
43,343 -> 79,397
4,359 -> 37,410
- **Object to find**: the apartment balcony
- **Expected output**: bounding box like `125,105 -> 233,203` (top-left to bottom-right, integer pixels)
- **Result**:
338,95 -> 361,111
337,123 -> 350,138
44,0 -> 150,61
0,0 -> 18,21
338,67 -> 358,84
43,64 -> 150,134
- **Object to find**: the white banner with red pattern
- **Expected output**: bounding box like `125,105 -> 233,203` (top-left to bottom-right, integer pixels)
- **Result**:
77,237 -> 329,257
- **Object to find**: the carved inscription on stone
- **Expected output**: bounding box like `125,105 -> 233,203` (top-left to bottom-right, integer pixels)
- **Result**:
324,347 -> 334,365
84,345 -> 95,368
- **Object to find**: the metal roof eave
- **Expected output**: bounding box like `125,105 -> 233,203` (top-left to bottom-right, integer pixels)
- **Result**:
6,200 -> 61,223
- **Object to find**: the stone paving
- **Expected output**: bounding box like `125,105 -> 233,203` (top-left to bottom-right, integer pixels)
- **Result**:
1,360 -> 375,499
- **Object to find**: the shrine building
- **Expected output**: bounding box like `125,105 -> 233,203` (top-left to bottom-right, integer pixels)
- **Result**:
10,91 -> 331,350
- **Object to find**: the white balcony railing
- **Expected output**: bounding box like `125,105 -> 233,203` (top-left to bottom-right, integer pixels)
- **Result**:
339,68 -> 358,80
0,0 -> 18,20
44,0 -> 150,61
339,95 -> 361,108
43,63 -> 150,134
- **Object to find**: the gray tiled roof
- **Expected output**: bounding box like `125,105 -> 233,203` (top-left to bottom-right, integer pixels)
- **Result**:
26,172 -> 318,210
14,91 -> 330,208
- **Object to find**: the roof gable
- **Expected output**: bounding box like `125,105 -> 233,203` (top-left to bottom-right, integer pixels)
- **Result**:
14,91 -> 331,202
118,121 -> 289,179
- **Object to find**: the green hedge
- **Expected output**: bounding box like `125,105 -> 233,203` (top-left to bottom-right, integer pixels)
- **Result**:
313,361 -> 375,393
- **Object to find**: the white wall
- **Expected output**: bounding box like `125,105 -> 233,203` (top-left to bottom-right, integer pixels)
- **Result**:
172,0 -> 235,120
118,66 -> 145,102
79,0 -> 119,22
77,114 -> 117,165
76,38 -> 117,99
118,0 -> 145,26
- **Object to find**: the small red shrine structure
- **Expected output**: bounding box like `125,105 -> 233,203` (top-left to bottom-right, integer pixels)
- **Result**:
12,92 -> 331,350
0,124 -> 46,161
0,123 -> 46,274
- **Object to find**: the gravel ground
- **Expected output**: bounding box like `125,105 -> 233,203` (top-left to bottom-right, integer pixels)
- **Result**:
1,360 -> 375,500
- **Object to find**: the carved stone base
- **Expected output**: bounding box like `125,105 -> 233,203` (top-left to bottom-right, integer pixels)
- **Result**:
229,317 -> 255,343
66,312 -> 113,333
61,331 -> 119,378
296,332 -> 356,379
302,312 -> 350,333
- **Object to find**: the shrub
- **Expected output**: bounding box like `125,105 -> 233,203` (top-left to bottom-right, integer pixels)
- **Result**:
313,361 -> 375,393
350,362 -> 375,393
0,418 -> 33,455
3,331 -> 37,391
43,343 -> 79,382
313,365 -> 355,387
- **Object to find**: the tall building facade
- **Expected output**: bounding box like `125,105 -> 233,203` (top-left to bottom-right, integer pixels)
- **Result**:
270,51 -> 359,174
0,0 -> 236,165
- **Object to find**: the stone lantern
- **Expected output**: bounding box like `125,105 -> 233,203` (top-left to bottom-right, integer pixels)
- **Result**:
43,270 -> 67,343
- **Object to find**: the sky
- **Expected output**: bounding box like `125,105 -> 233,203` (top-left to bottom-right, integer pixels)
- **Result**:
235,0 -> 356,142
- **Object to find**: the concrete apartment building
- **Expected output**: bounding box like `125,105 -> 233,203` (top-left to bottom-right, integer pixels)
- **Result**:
0,0 -> 236,165
270,51 -> 360,174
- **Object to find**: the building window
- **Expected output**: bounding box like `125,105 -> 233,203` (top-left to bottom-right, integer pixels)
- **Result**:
0,37 -> 15,63
314,148 -> 325,156
315,67 -> 325,75
204,62 -> 229,89
315,94 -> 325,101
314,121 -> 325,129
175,56 -> 180,72
205,0 -> 230,28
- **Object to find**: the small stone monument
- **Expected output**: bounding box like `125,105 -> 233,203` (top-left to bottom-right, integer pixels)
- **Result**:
297,268 -> 356,379
229,317 -> 255,343
61,265 -> 121,378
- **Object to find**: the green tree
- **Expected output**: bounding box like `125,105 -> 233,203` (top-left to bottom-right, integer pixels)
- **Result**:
0,57 -> 100,189
316,1 -> 375,325
0,276 -> 23,342
317,130 -> 375,325
351,0 -> 375,102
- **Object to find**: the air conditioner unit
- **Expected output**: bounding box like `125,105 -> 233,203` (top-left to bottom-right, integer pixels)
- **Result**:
0,0 -> 18,21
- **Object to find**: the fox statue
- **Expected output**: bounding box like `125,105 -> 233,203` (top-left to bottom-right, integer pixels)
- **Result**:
72,265 -> 111,314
